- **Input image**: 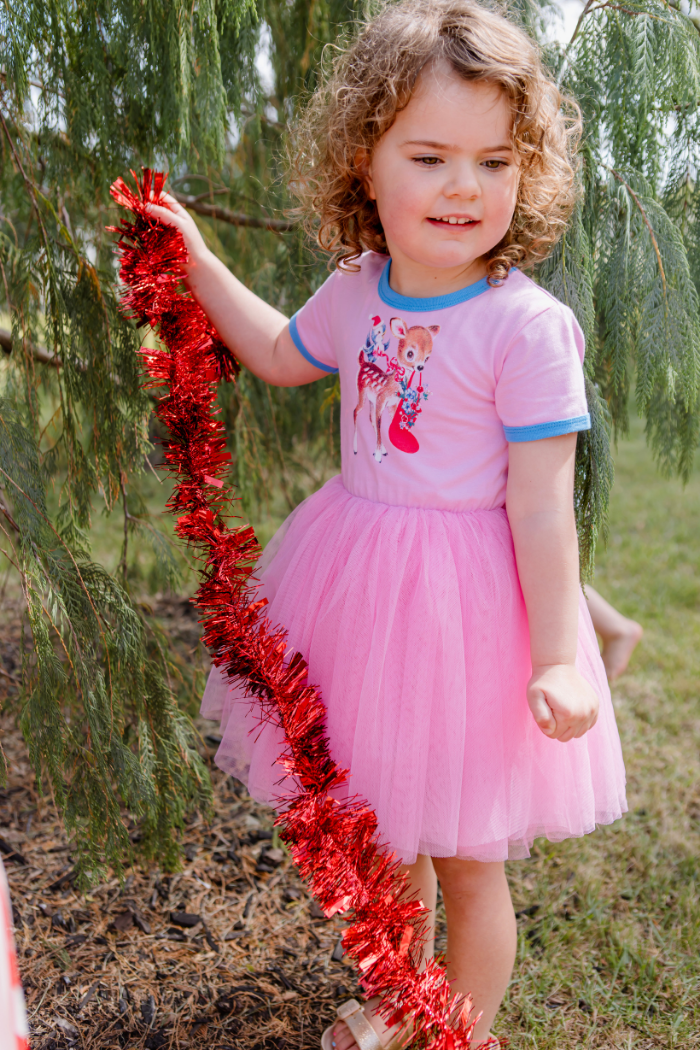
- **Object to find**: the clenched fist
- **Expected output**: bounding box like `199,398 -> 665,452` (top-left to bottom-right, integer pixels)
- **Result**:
527,663 -> 599,742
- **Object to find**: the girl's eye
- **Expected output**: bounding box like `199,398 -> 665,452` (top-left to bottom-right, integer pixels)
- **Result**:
482,159 -> 507,170
413,156 -> 442,166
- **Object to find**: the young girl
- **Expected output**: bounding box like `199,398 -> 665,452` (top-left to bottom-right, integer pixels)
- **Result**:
148,1 -> 627,1045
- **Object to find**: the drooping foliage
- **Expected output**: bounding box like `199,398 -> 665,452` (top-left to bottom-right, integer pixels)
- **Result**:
0,0 -> 265,882
541,0 -> 700,568
1,0 -> 700,875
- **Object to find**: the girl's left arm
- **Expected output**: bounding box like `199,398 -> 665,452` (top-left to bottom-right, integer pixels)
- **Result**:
506,433 -> 600,742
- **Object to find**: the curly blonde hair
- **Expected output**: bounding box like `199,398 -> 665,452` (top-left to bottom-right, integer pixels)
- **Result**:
291,0 -> 581,283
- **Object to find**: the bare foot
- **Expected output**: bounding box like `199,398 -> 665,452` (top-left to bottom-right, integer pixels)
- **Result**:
601,618 -> 643,681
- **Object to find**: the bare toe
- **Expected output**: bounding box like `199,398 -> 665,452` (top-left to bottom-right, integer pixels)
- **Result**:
331,1021 -> 359,1050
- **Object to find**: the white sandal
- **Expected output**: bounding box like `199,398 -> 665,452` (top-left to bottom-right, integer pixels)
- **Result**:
320,999 -> 411,1050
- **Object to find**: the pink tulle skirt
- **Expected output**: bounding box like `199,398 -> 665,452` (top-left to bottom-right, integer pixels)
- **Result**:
201,475 -> 626,863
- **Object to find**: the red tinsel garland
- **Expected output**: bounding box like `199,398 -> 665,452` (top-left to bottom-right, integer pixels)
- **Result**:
110,169 -> 496,1050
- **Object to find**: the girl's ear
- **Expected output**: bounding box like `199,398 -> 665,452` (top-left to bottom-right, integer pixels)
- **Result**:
354,147 -> 376,201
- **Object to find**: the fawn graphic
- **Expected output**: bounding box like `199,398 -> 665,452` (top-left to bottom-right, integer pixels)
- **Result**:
353,317 -> 440,462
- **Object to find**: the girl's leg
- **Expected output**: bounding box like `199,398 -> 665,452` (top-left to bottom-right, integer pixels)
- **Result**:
431,858 -> 516,1046
330,854 -> 437,1050
586,585 -> 643,682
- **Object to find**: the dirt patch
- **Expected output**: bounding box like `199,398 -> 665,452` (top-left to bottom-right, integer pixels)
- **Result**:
2,712 -> 363,1049
0,593 -> 362,1049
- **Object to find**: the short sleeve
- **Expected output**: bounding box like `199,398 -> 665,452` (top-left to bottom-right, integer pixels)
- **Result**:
289,272 -> 339,374
495,305 -> 590,442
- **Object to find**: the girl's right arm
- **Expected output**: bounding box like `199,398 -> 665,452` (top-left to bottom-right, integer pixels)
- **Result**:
506,432 -> 599,742
145,196 -> 329,388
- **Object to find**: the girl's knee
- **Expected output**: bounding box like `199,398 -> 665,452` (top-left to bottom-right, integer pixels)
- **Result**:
432,857 -> 508,901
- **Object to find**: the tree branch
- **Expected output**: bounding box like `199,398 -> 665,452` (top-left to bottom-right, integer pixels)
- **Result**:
190,188 -> 231,203
0,96 -> 53,258
559,0 -> 597,72
120,482 -> 129,586
586,3 -> 669,22
172,192 -> 296,232
169,178 -> 231,203
239,105 -> 286,132
555,0 -> 671,86
0,496 -> 19,532
0,329 -> 159,407
607,167 -> 668,307
0,70 -> 65,100
0,327 -> 61,368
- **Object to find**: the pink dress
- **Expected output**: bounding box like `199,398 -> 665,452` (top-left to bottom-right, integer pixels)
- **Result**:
201,255 -> 627,864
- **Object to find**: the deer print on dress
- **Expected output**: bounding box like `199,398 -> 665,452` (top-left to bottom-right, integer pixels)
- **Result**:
353,316 -> 440,463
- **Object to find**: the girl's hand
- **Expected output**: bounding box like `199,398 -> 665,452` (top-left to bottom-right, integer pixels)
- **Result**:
527,663 -> 599,742
134,191 -> 325,388
144,192 -> 208,262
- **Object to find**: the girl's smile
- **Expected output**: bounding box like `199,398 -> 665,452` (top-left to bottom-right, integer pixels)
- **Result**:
427,215 -> 478,226
361,63 -> 520,298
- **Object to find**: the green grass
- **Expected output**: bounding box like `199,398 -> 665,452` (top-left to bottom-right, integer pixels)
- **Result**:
499,417 -> 700,1048
40,448 -> 332,587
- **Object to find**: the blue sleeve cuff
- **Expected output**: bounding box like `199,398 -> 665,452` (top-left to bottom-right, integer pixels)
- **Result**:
289,313 -> 338,374
504,414 -> 591,442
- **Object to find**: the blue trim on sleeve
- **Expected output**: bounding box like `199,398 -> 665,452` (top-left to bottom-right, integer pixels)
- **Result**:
504,414 -> 591,442
289,312 -> 338,374
378,260 -> 492,311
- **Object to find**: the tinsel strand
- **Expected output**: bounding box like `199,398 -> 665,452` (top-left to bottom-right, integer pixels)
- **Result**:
110,169 -> 498,1050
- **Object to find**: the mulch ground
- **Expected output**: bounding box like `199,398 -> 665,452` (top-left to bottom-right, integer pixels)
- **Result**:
0,592 -> 374,1050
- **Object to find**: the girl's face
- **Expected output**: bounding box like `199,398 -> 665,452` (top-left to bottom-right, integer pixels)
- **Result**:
364,64 -> 520,291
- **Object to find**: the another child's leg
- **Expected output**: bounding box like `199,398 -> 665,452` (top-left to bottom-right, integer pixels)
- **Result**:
330,854 -> 437,1050
431,858 -> 516,1047
586,585 -> 643,682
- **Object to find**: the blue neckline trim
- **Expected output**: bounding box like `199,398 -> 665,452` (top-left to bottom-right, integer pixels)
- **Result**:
378,260 -> 492,311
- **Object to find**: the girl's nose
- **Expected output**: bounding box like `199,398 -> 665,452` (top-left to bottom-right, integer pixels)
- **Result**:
444,161 -> 481,201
